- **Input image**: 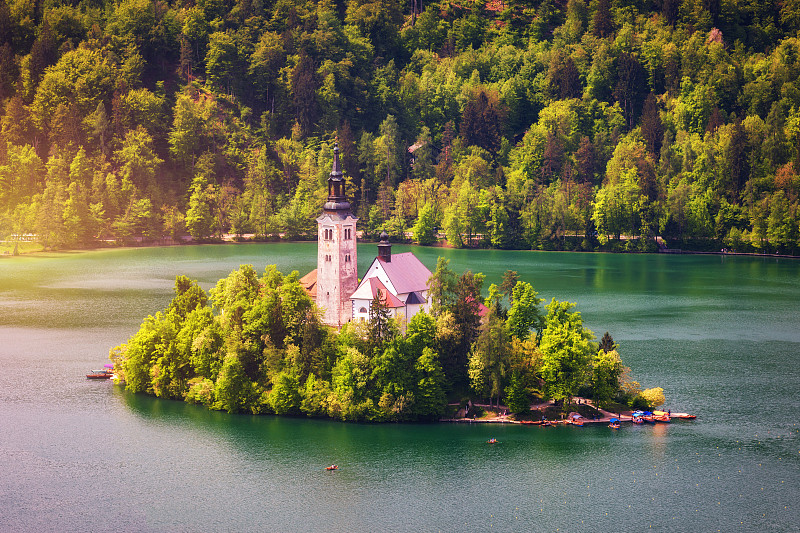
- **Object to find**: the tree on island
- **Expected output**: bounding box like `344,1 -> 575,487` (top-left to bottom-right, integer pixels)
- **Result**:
599,331 -> 616,353
468,308 -> 511,410
367,290 -> 394,356
591,349 -> 624,409
506,281 -> 545,341
538,299 -> 596,412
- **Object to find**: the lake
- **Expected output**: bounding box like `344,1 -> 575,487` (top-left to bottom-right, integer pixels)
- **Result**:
1,243 -> 798,532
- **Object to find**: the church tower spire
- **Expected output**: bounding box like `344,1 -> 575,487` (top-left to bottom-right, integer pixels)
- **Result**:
316,143 -> 358,327
324,144 -> 350,212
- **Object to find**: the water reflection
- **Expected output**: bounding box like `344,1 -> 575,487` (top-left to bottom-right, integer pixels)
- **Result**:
646,422 -> 669,459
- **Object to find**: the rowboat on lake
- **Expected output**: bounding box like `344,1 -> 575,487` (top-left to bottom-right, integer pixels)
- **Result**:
86,368 -> 113,379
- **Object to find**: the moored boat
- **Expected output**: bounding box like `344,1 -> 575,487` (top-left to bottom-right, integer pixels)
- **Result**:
86,369 -> 113,379
608,418 -> 620,429
652,410 -> 671,423
566,412 -> 585,426
86,364 -> 114,380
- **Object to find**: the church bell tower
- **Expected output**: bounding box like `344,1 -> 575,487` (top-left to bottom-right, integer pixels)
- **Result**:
316,143 -> 358,327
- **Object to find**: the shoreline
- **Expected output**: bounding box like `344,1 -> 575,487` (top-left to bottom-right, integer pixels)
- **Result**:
4,236 -> 799,261
442,399 -> 695,426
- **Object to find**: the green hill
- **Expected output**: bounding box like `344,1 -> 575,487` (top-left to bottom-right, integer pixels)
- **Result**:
0,0 -> 798,253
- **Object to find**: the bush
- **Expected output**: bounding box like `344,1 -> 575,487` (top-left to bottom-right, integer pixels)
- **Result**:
185,377 -> 215,406
640,387 -> 665,408
629,394 -> 650,410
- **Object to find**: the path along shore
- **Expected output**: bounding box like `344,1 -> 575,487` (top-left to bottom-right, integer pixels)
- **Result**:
441,398 -> 694,425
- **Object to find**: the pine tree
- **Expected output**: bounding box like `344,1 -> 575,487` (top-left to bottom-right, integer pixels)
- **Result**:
591,0 -> 614,38
641,93 -> 663,157
552,55 -> 582,99
599,331 -> 616,353
614,52 -> 646,131
291,51 -> 318,138
541,132 -> 564,185
368,291 -> 392,355
461,91 -> 503,155
28,20 -> 57,89
662,0 -> 679,25
575,136 -> 597,185
0,42 -> 15,100
727,119 -> 749,201
0,0 -> 11,47
706,106 -> 724,133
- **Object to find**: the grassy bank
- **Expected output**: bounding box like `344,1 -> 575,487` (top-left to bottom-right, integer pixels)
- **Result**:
0,242 -> 44,256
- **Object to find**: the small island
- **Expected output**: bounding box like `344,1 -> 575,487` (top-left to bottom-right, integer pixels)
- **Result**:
111,147 -> 668,423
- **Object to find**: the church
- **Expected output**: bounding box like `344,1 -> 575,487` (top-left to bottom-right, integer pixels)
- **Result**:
300,144 -> 432,328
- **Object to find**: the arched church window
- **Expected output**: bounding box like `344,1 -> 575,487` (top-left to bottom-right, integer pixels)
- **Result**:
359,307 -> 367,314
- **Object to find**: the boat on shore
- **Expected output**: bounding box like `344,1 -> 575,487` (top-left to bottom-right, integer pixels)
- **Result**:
653,410 -> 671,423
566,413 -> 585,426
641,411 -> 656,423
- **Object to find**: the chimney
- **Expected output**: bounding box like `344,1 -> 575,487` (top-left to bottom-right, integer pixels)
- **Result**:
377,230 -> 391,262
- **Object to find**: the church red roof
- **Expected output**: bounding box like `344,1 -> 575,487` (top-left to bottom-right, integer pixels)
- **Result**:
299,269 -> 318,298
350,277 -> 405,308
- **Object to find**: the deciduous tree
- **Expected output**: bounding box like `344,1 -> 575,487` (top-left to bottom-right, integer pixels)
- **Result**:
539,299 -> 595,409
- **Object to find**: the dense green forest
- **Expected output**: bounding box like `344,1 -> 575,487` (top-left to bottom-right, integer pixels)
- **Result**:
113,262 -> 660,420
1,0 -> 800,253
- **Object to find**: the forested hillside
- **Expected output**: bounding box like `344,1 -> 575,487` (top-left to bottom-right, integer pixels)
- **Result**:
1,0 -> 799,253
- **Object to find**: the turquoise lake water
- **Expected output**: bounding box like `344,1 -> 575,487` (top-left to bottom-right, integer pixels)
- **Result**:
0,243 -> 798,531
